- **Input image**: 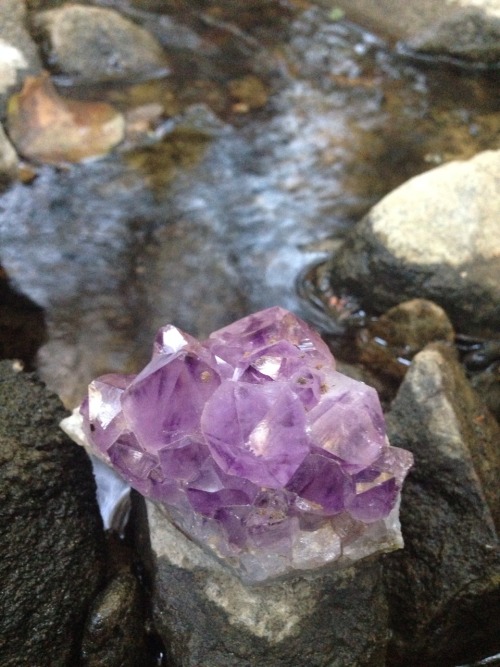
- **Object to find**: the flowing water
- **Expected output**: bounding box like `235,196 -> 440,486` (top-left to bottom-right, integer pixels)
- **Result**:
0,0 -> 498,410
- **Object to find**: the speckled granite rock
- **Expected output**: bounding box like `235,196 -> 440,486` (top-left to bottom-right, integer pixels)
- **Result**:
137,497 -> 389,667
384,343 -> 500,666
316,0 -> 500,64
0,361 -> 106,667
0,0 -> 41,114
32,4 -> 169,82
328,150 -> 500,338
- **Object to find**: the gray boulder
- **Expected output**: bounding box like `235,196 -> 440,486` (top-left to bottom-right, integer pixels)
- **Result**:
32,4 -> 169,82
405,5 -> 500,64
0,123 -> 18,186
384,343 -> 500,666
0,0 -> 41,114
316,0 -> 500,64
0,361 -> 106,667
328,150 -> 500,338
138,499 -> 389,667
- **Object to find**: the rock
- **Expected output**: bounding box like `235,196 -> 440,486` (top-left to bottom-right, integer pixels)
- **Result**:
81,571 -> 145,667
328,150 -> 500,338
0,0 -> 41,114
0,123 -> 18,185
384,343 -> 500,666
138,498 -> 389,667
228,75 -> 269,112
405,5 -> 500,64
356,299 -> 455,385
463,340 -> 500,423
0,360 -> 106,666
32,4 -> 169,83
0,265 -> 46,369
7,72 -> 125,164
316,0 -> 500,64
469,360 -> 500,423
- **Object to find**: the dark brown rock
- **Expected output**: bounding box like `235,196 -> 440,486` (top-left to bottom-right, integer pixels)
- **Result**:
81,571 -> 145,667
384,343 -> 500,666
0,361 -> 106,667
356,299 -> 455,387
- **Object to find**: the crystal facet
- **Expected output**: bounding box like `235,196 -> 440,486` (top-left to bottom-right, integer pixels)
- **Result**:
80,306 -> 413,583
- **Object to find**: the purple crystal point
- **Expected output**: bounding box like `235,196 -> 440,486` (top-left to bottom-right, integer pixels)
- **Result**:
307,370 -> 385,468
82,373 -> 136,454
207,306 -> 333,378
286,448 -> 353,515
201,380 -> 310,488
122,343 -> 221,452
80,306 -> 413,583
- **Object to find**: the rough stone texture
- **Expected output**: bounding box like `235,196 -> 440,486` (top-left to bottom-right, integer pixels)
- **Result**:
81,571 -> 145,667
0,0 -> 42,114
356,299 -> 455,389
139,498 -> 389,667
0,360 -> 106,667
384,343 -> 500,666
32,4 -> 169,82
470,360 -> 500,423
405,5 -> 500,64
328,150 -> 500,338
7,72 -> 125,165
316,0 -> 500,63
0,123 -> 18,185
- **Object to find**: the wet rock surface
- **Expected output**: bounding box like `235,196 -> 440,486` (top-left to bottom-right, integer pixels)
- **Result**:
355,299 -> 455,395
0,3 -> 498,408
0,0 -> 41,114
0,123 -> 18,185
7,72 -> 125,164
32,4 -> 169,82
469,359 -> 500,422
318,0 -> 500,64
404,6 -> 500,64
0,361 -> 106,667
140,499 -> 389,667
81,570 -> 145,667
384,343 -> 500,666
328,150 -> 500,338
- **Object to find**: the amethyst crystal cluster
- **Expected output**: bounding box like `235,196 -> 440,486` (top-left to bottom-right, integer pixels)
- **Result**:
81,307 -> 413,582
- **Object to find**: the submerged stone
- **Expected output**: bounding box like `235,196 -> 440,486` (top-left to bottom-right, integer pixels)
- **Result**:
7,72 -> 125,164
78,307 -> 413,583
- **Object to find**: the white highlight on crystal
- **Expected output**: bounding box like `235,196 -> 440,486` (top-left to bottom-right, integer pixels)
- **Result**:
88,385 -> 115,428
158,325 -> 189,354
248,419 -> 270,455
60,409 -> 131,531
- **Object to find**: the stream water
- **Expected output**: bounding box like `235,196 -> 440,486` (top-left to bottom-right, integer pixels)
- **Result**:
0,1 -> 499,409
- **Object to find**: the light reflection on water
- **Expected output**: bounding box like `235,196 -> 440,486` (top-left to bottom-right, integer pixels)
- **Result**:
0,1 -> 498,412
